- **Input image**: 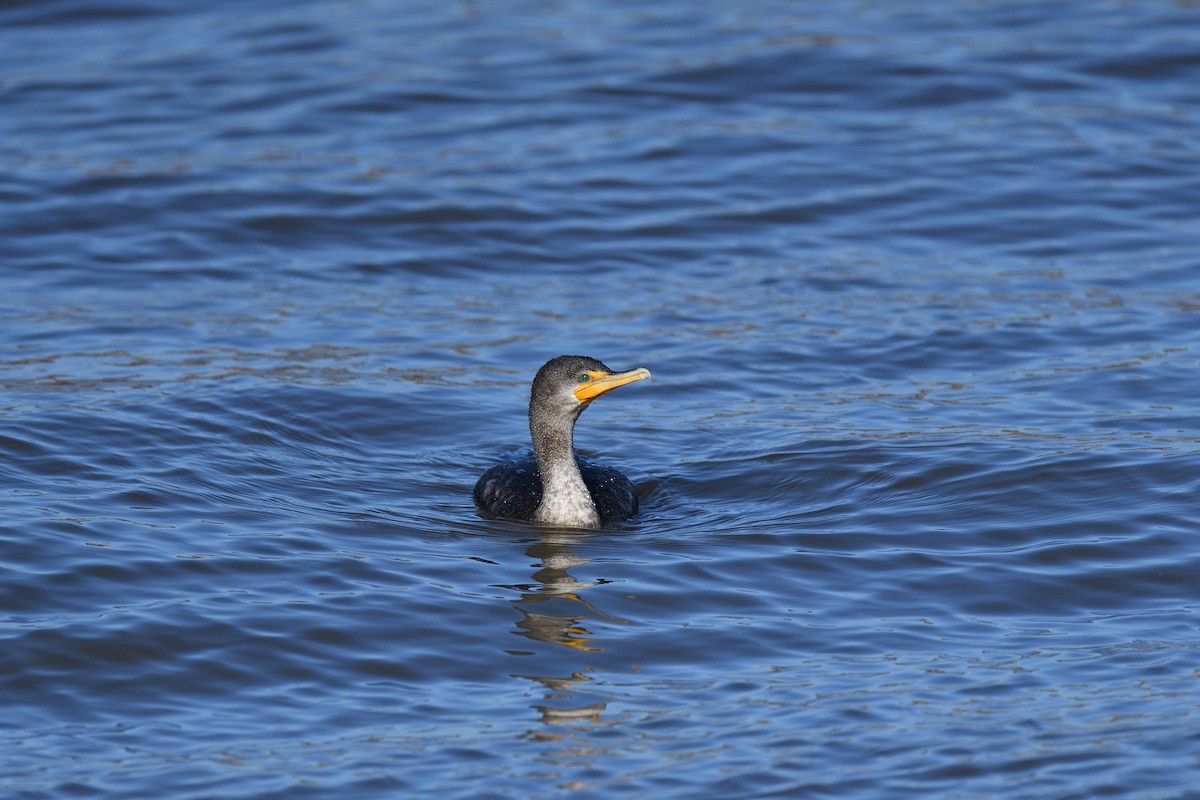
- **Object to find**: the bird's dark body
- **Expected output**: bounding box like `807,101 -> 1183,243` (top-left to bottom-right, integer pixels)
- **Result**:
473,452 -> 639,526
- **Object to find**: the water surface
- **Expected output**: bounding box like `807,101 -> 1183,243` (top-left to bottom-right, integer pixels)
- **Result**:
2,1 -> 1199,798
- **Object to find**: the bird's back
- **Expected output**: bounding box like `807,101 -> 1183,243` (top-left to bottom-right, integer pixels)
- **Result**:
473,455 -> 543,522
579,458 -> 638,524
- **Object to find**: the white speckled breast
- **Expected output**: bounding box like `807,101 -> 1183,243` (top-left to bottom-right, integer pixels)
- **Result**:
534,468 -> 600,528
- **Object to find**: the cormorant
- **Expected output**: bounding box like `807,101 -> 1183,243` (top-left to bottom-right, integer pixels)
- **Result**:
473,355 -> 651,528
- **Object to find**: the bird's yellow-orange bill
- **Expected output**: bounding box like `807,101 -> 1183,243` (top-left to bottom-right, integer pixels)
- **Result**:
574,367 -> 651,403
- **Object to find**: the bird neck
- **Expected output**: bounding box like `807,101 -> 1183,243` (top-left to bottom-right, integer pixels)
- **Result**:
530,407 -> 600,527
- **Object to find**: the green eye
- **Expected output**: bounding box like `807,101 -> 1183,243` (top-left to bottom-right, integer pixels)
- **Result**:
579,373 -> 591,383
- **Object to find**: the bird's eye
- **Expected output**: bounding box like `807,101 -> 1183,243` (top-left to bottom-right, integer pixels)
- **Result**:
578,373 -> 591,383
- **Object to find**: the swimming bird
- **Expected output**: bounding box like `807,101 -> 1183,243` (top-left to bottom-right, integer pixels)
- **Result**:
473,355 -> 651,528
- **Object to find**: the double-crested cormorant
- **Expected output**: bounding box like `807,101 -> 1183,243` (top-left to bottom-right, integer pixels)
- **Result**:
473,355 -> 651,528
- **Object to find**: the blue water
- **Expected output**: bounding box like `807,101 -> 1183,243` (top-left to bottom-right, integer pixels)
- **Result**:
2,1 -> 1199,797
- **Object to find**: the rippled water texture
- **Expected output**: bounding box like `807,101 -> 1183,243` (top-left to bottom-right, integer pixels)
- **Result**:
2,1 -> 1199,798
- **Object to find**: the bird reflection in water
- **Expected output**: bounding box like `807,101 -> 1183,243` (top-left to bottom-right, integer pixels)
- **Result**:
511,532 -> 627,652
509,532 -> 628,737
